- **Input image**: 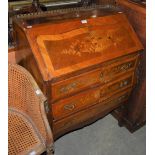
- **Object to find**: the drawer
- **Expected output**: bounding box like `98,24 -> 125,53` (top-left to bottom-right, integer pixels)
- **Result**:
100,73 -> 134,100
53,90 -> 131,134
52,87 -> 100,121
51,54 -> 138,100
52,73 -> 134,121
52,69 -> 101,100
100,55 -> 138,83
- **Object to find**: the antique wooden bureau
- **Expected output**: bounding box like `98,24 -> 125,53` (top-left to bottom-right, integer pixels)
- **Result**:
13,8 -> 143,139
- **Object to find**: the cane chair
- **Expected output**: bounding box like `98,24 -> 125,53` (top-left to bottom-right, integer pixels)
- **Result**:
8,64 -> 54,155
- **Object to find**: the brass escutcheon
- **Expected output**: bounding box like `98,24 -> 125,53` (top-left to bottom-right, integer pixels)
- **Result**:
60,82 -> 77,93
100,71 -> 104,81
64,104 -> 75,111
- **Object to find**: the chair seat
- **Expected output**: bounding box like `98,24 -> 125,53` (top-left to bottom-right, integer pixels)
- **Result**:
9,108 -> 46,155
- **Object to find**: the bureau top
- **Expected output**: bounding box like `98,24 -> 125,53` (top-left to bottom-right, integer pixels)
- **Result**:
14,8 -> 120,27
13,10 -> 143,81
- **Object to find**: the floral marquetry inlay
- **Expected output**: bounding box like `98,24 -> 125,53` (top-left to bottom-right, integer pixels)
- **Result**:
37,26 -> 136,70
60,32 -> 112,57
59,27 -> 133,57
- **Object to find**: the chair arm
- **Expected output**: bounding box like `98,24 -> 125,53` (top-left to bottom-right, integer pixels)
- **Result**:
8,64 -> 53,146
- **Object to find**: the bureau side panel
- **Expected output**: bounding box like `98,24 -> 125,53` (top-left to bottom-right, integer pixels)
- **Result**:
13,22 -> 54,127
13,22 -> 46,93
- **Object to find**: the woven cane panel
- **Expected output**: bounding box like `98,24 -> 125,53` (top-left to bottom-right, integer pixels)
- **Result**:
9,109 -> 45,155
8,64 -> 47,143
9,132 -> 17,155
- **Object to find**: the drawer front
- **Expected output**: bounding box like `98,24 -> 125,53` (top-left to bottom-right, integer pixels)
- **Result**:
52,73 -> 134,121
53,90 -> 131,134
100,56 -> 138,83
51,54 -> 138,100
100,73 -> 134,100
52,88 -> 100,121
52,69 -> 101,100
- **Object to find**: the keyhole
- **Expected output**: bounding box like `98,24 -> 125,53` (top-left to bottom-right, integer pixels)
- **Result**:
108,36 -> 111,40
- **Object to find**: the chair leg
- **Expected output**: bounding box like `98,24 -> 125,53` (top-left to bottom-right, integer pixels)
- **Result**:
46,144 -> 55,155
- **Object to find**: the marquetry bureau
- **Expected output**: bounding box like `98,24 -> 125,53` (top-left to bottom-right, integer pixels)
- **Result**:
13,8 -> 143,139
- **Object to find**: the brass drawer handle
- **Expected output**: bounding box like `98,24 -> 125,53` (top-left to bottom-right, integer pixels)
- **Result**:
119,80 -> 129,88
120,62 -> 133,71
64,104 -> 75,111
60,87 -> 67,93
100,78 -> 131,97
111,61 -> 134,74
60,82 -> 77,93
